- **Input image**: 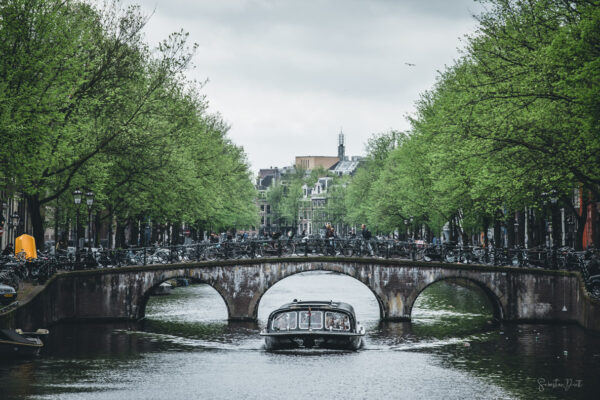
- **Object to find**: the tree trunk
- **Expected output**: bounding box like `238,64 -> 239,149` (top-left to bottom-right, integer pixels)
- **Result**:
108,213 -> 114,248
26,193 -> 45,248
129,217 -> 140,247
115,220 -> 126,248
575,213 -> 586,251
482,216 -> 489,248
574,195 -> 590,251
151,224 -> 159,244
94,213 -> 100,247
460,224 -> 469,245
551,205 -> 561,248
506,215 -> 515,249
54,201 -> 59,244
526,208 -> 534,247
517,210 -> 525,247
532,209 -> 545,248
172,223 -> 180,245
454,215 -> 462,244
451,216 -> 457,243
493,219 -> 502,248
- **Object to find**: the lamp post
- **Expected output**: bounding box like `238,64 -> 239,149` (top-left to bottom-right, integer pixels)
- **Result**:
73,188 -> 82,259
567,215 -> 574,248
550,193 -> 559,248
1,202 -> 6,249
549,191 -> 559,269
144,217 -> 151,247
10,212 -> 20,247
86,191 -> 94,252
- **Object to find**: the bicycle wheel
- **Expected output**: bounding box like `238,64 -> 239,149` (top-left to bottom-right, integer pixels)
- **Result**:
204,247 -> 218,261
281,243 -> 295,256
341,245 -> 353,257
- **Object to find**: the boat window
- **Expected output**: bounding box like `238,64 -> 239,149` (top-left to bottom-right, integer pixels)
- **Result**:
271,312 -> 297,331
325,311 -> 351,331
298,310 -> 323,329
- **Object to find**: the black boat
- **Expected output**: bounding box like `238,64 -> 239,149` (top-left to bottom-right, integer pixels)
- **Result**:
260,300 -> 365,350
0,328 -> 48,357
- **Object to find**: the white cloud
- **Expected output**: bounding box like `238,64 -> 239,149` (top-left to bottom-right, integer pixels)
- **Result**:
125,0 -> 482,172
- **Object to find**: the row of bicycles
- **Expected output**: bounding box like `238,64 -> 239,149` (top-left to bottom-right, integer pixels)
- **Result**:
1,239 -> 599,298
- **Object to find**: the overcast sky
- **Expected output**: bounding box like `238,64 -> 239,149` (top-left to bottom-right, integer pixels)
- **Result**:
127,0 -> 483,173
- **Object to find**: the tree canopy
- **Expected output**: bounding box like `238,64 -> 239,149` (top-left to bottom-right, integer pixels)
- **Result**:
0,0 -> 257,245
344,0 -> 599,248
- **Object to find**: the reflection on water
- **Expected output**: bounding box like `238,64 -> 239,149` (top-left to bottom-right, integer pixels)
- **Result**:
1,271 -> 599,399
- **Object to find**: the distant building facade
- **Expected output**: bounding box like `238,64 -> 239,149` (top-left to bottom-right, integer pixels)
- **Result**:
295,156 -> 339,170
257,131 -> 363,237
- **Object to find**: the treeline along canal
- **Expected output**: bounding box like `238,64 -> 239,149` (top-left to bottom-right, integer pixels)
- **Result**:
1,271 -> 599,399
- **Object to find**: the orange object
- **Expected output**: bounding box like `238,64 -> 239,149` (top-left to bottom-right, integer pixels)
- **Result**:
15,234 -> 37,260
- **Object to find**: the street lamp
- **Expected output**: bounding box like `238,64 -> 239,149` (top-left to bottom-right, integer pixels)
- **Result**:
11,212 -> 20,245
73,188 -> 82,259
550,191 -> 559,250
1,203 -> 6,248
144,217 -> 151,247
567,215 -> 575,248
550,189 -> 558,205
86,191 -> 94,251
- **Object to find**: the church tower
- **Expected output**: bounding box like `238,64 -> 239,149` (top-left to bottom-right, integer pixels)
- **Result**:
338,130 -> 345,161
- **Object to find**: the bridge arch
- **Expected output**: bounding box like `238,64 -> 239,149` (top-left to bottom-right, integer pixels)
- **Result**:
136,273 -> 232,321
407,276 -> 505,321
124,262 -> 511,323
251,267 -> 386,321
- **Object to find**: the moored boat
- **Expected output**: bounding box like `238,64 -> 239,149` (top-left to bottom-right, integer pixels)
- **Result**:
0,328 -> 48,357
151,281 -> 173,296
0,283 -> 17,305
260,300 -> 365,351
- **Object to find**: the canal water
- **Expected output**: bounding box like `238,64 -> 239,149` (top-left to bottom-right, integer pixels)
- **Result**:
1,271 -> 599,399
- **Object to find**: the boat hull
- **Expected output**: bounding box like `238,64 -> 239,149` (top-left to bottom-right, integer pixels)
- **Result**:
262,331 -> 363,351
0,329 -> 44,357
0,339 -> 43,357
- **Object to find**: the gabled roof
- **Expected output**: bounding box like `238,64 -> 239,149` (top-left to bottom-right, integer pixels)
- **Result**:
330,160 -> 361,175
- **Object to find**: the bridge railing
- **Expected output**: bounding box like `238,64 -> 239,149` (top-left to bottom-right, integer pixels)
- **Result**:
1,239 -> 599,299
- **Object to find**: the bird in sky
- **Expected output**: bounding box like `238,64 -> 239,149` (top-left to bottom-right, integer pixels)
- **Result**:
405,62 -> 416,67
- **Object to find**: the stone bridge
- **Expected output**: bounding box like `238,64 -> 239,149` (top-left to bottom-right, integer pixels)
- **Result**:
2,257 -> 599,332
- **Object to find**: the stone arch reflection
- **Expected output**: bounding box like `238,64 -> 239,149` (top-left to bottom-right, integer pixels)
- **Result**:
142,278 -> 229,322
409,279 -> 501,337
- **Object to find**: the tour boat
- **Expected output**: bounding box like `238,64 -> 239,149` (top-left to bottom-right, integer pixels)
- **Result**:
0,328 -> 48,357
260,300 -> 365,350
